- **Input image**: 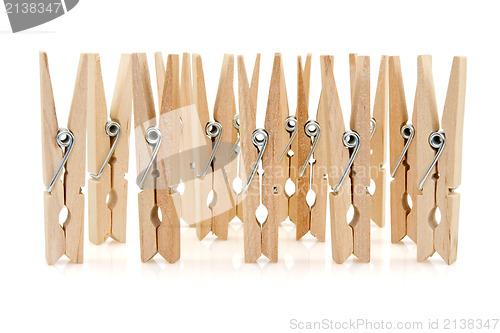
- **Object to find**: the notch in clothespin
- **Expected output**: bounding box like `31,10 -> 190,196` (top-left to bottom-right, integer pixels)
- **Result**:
41,52 -> 88,264
321,55 -> 371,263
413,56 -> 466,264
238,55 -> 265,262
132,53 -> 181,263
350,54 -> 388,228
87,54 -> 132,245
190,54 -> 238,240
295,54 -> 327,241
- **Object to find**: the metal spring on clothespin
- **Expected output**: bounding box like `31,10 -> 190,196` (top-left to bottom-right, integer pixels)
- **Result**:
138,127 -> 162,189
418,131 -> 445,190
279,115 -> 298,162
390,124 -> 415,177
46,128 -> 74,193
197,120 -> 223,178
90,120 -> 121,180
333,131 -> 360,194
299,120 -> 321,178
244,128 -> 268,191
370,117 -> 377,139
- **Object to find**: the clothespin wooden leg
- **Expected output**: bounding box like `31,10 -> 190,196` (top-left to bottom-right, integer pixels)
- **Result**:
388,56 -> 411,243
320,55 -> 353,263
238,55 -> 262,262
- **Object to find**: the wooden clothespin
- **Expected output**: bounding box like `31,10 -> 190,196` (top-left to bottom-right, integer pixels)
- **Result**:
350,54 -> 388,228
190,54 -> 238,240
389,56 -> 418,243
132,53 -> 181,263
321,55 -> 371,263
238,55 -> 264,262
87,54 -> 132,245
41,52 -> 88,264
414,56 -> 466,263
235,54 -> 260,224
261,53 -> 289,262
295,55 -> 326,241
281,55 -> 310,229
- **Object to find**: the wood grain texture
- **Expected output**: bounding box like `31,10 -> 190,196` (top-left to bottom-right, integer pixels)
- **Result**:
310,92 -> 327,242
262,53 -> 289,262
349,56 -> 371,263
132,53 -> 159,262
236,55 -> 260,224
320,56 -> 353,264
88,54 -> 112,245
388,56 -> 411,243
213,54 -> 238,239
64,54 -> 88,263
192,54 -> 213,240
180,53 -> 197,227
40,52 -> 65,264
238,56 -> 262,262
370,56 -> 388,228
295,56 -> 311,240
414,55 -> 440,262
109,54 -> 133,243
434,56 -> 466,264
157,54 -> 181,263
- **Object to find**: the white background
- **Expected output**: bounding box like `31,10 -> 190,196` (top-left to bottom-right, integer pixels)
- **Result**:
0,1 -> 499,332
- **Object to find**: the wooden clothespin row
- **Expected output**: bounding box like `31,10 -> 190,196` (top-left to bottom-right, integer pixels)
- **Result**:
321,55 -> 371,263
389,56 -> 467,264
350,54 -> 388,228
295,55 -> 327,241
132,53 -> 181,263
190,54 -> 238,240
87,54 -> 132,245
41,52 -> 88,264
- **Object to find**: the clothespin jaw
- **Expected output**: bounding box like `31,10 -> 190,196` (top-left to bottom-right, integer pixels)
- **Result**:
389,56 -> 413,243
434,56 -> 466,265
261,53 -> 289,262
87,54 -> 133,245
41,52 -> 88,264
